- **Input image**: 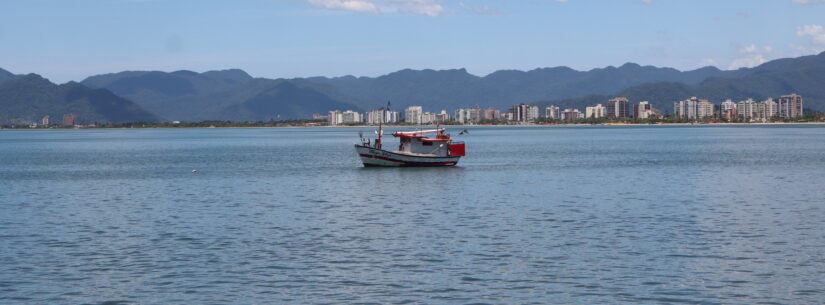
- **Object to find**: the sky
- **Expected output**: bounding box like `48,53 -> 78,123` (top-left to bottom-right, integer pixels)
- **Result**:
1,0 -> 825,83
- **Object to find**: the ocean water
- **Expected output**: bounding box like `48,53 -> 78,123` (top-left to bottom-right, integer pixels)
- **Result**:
1,125 -> 824,304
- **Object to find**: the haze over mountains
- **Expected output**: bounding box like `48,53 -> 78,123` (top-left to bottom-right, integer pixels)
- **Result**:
1,51 -> 823,124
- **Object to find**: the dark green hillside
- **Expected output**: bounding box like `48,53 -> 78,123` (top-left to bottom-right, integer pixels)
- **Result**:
534,52 -> 825,113
216,82 -> 361,121
0,74 -> 161,125
82,69 -> 358,121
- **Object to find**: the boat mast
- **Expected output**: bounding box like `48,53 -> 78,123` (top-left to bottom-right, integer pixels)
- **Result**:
377,109 -> 382,149
377,101 -> 390,149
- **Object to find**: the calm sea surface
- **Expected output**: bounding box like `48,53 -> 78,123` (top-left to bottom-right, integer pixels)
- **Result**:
1,125 -> 824,304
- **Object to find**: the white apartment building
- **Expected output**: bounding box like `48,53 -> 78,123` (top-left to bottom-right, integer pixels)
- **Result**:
404,106 -> 423,124
635,101 -> 654,119
526,106 -> 540,122
763,98 -> 778,119
545,106 -> 561,120
674,97 -> 713,119
328,110 -> 363,125
737,98 -> 757,121
585,104 -> 606,119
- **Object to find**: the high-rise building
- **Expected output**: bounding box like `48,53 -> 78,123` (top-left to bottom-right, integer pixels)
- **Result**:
436,110 -> 451,123
545,106 -> 561,120
41,115 -> 51,126
737,98 -> 757,121
467,106 -> 483,123
62,113 -> 76,126
385,110 -> 399,123
674,97 -> 713,120
510,104 -> 532,122
763,98 -> 778,119
364,109 -> 398,125
455,108 -> 468,124
366,109 -> 385,125
697,99 -> 714,118
455,106 -> 487,124
420,112 -> 437,124
526,106 -> 540,122
328,110 -> 363,125
503,112 -> 514,121
607,97 -> 629,118
720,99 -> 737,112
404,106 -> 423,124
483,107 -> 500,121
778,94 -> 803,118
562,108 -> 582,121
585,104 -> 606,119
720,99 -> 737,121
328,110 -> 342,125
341,110 -> 362,124
634,101 -> 653,119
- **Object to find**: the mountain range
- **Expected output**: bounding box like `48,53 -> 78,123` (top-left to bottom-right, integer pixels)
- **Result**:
82,63 -> 749,121
300,64 -> 748,112
0,68 -> 18,83
0,74 -> 160,125
81,69 -> 360,121
535,52 -> 825,113
1,51 -> 823,124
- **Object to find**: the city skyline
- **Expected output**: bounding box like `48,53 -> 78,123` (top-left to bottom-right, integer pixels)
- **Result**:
2,1 -> 825,83
324,93 -> 805,125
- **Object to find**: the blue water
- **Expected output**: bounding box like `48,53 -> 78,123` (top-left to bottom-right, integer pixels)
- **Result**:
1,126 -> 824,304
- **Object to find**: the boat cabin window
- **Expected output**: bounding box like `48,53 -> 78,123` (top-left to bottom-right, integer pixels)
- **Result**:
422,141 -> 433,146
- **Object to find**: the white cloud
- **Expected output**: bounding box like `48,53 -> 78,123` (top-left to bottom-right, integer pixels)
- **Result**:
641,0 -> 654,4
307,0 -> 445,16
308,0 -> 378,13
728,43 -> 772,70
797,24 -> 825,46
458,2 -> 500,15
699,58 -> 718,67
790,0 -> 825,4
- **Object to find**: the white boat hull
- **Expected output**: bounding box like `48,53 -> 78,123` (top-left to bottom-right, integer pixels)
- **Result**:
355,145 -> 460,167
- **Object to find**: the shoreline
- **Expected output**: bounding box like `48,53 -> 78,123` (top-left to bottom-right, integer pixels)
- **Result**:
3,121 -> 825,130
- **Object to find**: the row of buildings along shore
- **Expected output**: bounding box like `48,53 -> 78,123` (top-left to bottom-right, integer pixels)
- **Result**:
324,94 -> 805,125
23,113 -> 80,128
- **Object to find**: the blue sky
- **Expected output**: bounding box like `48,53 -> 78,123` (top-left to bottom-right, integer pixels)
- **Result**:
1,0 -> 825,83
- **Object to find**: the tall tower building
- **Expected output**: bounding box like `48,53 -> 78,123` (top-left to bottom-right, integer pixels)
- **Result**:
778,94 -> 803,118
545,106 -> 561,120
607,97 -> 629,118
62,113 -> 76,126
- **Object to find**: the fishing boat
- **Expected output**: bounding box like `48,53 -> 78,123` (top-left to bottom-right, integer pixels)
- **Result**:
355,125 -> 466,167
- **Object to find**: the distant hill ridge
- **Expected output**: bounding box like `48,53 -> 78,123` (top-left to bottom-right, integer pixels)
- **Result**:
0,73 -> 161,125
77,61 -> 753,121
2,51 -> 823,125
0,68 -> 18,83
298,63 -> 751,112
82,69 -> 359,121
534,51 -> 825,113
